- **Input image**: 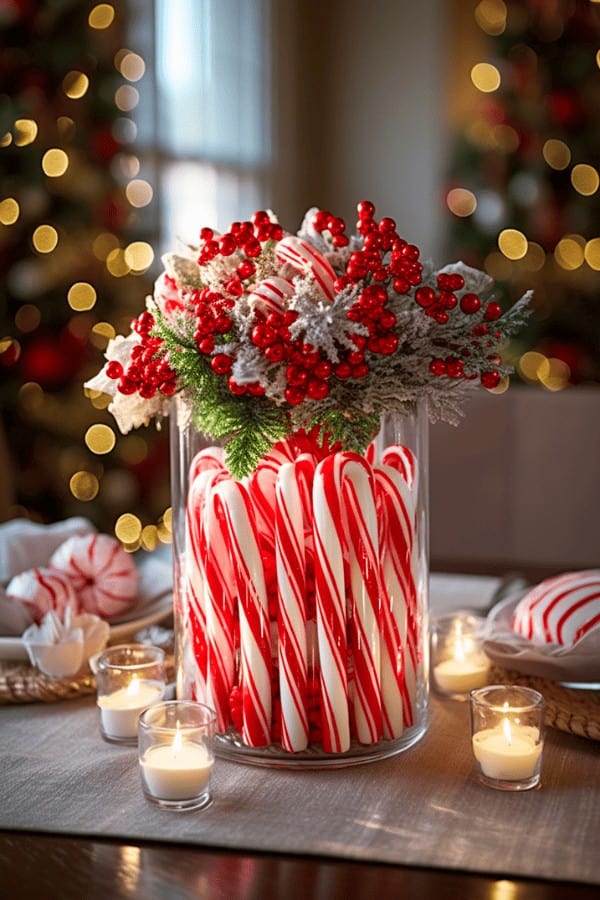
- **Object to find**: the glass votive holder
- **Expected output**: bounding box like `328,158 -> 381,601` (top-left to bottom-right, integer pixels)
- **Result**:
138,700 -> 217,811
95,644 -> 166,745
470,685 -> 545,791
430,611 -> 490,700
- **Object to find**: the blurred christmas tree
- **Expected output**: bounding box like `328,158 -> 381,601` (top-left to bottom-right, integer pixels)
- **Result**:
444,0 -> 600,389
0,1 -> 169,547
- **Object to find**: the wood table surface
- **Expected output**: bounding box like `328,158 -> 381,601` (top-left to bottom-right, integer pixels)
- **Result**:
1,831 -> 598,900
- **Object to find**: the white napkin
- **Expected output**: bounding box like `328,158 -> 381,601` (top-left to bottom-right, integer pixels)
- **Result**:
0,517 -> 96,582
22,609 -> 110,679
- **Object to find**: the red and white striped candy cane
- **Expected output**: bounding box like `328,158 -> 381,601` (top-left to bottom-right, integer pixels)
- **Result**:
381,444 -> 417,490
340,455 -> 383,745
275,462 -> 309,752
248,276 -> 294,315
312,455 -> 351,753
201,479 -> 239,732
246,459 -> 278,554
183,468 -> 225,703
275,236 -> 336,301
374,463 -> 418,727
189,446 -> 227,485
218,480 -> 273,747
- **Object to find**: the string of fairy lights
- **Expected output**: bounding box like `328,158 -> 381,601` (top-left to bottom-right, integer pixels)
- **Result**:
445,0 -> 600,394
0,3 -> 171,551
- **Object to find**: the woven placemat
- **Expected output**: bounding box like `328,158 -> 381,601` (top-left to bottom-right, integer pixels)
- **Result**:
0,627 -> 176,705
490,666 -> 600,742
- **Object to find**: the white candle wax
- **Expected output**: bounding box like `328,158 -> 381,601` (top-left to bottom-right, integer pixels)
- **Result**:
473,723 -> 542,781
434,655 -> 490,694
98,680 -> 164,739
141,741 -> 213,801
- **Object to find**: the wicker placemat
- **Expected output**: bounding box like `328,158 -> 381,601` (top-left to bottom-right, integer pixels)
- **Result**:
490,666 -> 600,742
0,627 -> 176,705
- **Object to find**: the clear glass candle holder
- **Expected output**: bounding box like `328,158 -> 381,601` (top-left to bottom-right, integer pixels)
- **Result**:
430,611 -> 490,700
470,685 -> 545,791
139,700 -> 217,811
95,644 -> 166,745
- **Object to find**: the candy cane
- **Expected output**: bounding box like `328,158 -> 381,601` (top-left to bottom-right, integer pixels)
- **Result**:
201,480 -> 238,731
189,446 -> 227,484
312,455 -> 351,753
275,236 -> 336,301
246,460 -> 278,554
248,276 -> 295,315
275,462 -> 309,751
340,456 -> 383,745
218,480 -> 272,747
382,444 -> 417,490
375,464 -> 418,727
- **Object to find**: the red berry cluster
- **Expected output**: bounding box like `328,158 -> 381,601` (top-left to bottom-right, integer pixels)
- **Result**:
344,200 -> 423,294
250,307 -> 333,405
311,208 -> 350,248
106,311 -> 177,398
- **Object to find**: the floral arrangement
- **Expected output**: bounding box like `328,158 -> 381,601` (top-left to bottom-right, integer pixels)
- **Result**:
85,201 -> 531,477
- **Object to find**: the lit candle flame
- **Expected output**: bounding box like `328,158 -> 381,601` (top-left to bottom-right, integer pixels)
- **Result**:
502,716 -> 513,746
126,675 -> 140,698
171,721 -> 182,756
453,638 -> 466,663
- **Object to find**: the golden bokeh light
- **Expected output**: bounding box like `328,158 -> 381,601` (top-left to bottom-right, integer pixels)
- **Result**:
18,381 -> 44,411
446,188 -> 477,217
542,139 -> 571,171
498,228 -> 527,260
554,237 -> 585,270
116,155 -> 140,179
62,71 -> 90,100
57,116 -> 76,139
539,358 -> 570,392
85,423 -> 116,455
32,224 -> 58,253
597,49 -> 600,69
115,85 -> 139,111
115,512 -> 142,544
88,3 -> 115,29
125,179 -> 153,208
484,251 -> 512,281
15,304 -> 41,333
67,282 -> 97,311
116,50 -> 146,82
70,471 -> 100,502
488,374 -> 510,394
91,321 -> 116,348
141,525 -> 158,551
0,336 -> 21,364
474,0 -> 507,35
92,232 -> 120,260
493,124 -> 519,153
518,351 -> 547,382
106,247 -> 130,277
471,62 -> 501,93
14,119 -> 38,147
0,133 -> 12,147
42,148 -> 69,177
584,237 -> 600,270
0,198 -> 20,225
157,507 -> 173,544
570,163 -> 599,196
124,241 -> 154,272
522,242 -> 546,272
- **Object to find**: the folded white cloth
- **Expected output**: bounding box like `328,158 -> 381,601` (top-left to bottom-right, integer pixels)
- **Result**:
22,609 -> 110,678
0,517 -> 96,582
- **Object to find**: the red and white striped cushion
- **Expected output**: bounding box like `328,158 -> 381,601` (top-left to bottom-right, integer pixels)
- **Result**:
50,534 -> 138,619
511,570 -> 600,646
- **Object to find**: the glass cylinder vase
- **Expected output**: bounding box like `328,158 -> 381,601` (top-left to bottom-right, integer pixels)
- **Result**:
170,394 -> 430,768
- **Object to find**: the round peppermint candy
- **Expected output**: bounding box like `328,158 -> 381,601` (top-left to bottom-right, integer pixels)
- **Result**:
6,567 -> 79,624
511,570 -> 600,646
50,533 -> 138,619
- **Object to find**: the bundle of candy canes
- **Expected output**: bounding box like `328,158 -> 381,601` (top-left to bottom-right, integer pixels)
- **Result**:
85,201 -> 531,480
181,428 -> 421,753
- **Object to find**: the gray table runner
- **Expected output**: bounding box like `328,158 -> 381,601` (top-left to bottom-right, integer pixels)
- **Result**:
1,574 -> 598,885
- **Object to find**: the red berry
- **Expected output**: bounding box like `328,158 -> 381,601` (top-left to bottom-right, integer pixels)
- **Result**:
415,287 -> 436,308
312,210 -> 330,232
429,358 -> 446,376
218,234 -> 236,256
285,386 -> 305,406
334,361 -> 352,379
211,354 -> 232,375
377,334 -> 399,355
332,233 -> 349,248
286,365 -> 308,388
378,216 -> 396,233
481,370 -> 501,389
105,360 -> 123,379
484,302 -> 502,321
200,227 -> 213,242
357,200 -> 375,219
251,210 -> 270,226
327,216 -> 345,235
460,293 -> 481,315
198,336 -> 215,354
244,238 -> 261,258
306,378 -> 330,400
228,378 -> 247,395
237,259 -> 255,279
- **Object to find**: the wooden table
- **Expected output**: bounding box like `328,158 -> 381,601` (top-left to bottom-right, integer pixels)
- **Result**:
1,831 -> 598,899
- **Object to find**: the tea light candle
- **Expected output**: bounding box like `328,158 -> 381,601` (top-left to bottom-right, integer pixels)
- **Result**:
470,685 -> 545,791
97,676 -> 164,740
141,728 -> 214,801
431,615 -> 490,698
472,718 -> 542,781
